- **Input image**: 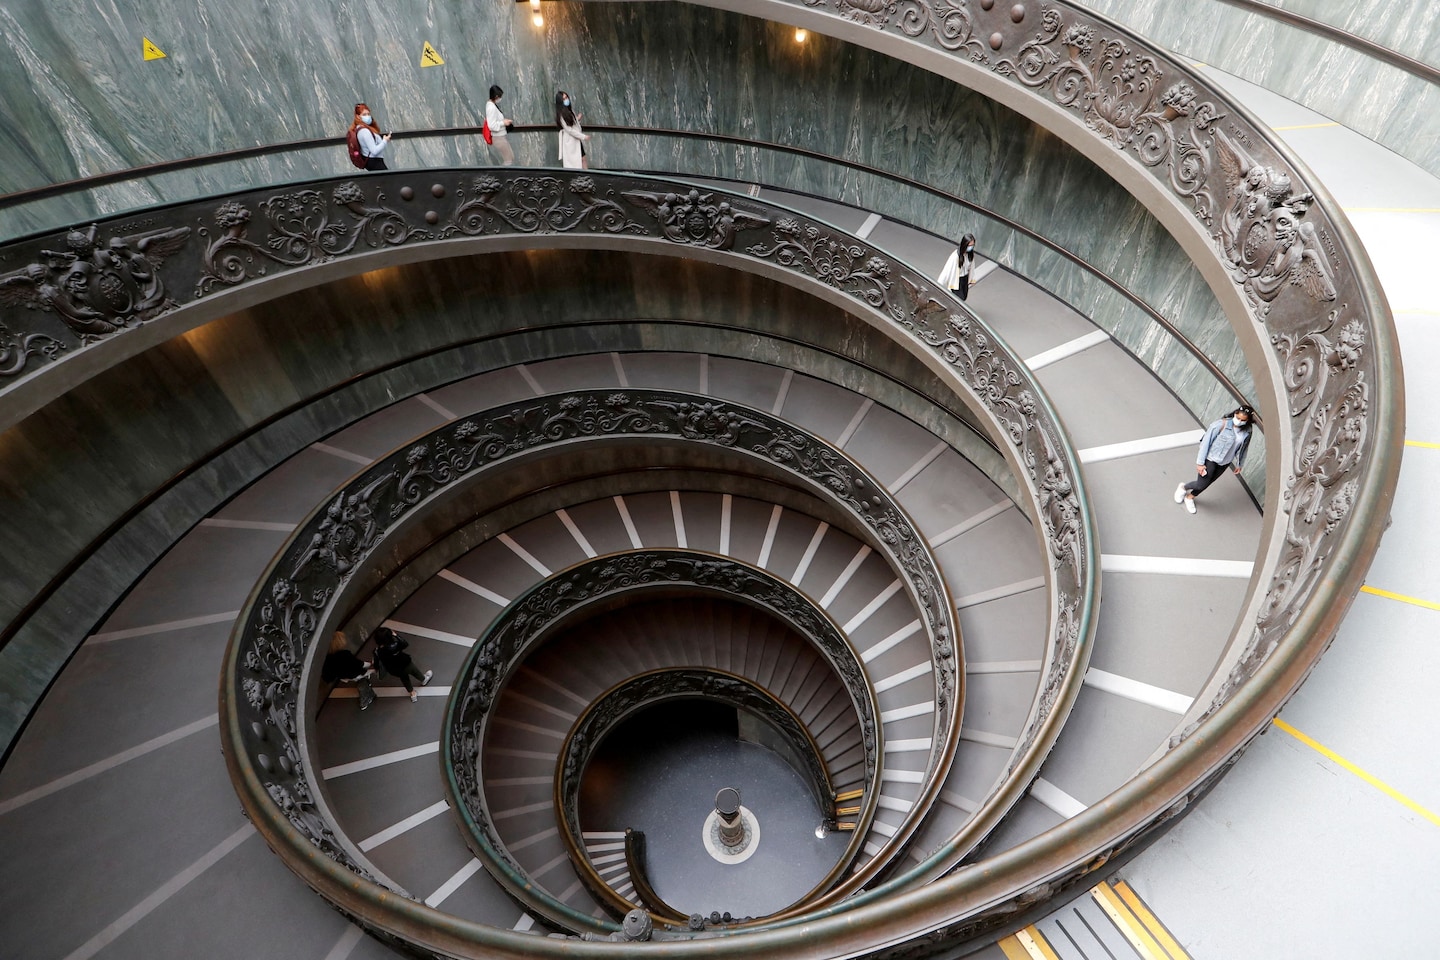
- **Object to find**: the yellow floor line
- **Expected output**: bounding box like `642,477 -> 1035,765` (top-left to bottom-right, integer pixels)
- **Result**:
1272,121 -> 1341,131
1113,881 -> 1193,960
1405,440 -> 1440,449
1360,584 -> 1440,611
1092,883 -> 1171,959
1272,718 -> 1440,828
1015,926 -> 1062,960
997,933 -> 1037,960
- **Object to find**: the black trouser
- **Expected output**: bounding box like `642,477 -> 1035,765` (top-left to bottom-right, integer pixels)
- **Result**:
395,662 -> 425,692
1183,459 -> 1233,499
364,157 -> 388,171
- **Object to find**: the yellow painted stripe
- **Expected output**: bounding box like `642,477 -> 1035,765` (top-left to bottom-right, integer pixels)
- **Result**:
1272,718 -> 1440,828
1405,440 -> 1440,449
1092,883 -> 1171,959
1342,206 -> 1440,213
1114,881 -> 1193,960
1360,584 -> 1440,612
997,934 -> 1036,960
1015,926 -> 1062,960
1272,121 -> 1341,131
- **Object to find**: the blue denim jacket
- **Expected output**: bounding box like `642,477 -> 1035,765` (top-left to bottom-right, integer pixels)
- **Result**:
1196,417 -> 1251,469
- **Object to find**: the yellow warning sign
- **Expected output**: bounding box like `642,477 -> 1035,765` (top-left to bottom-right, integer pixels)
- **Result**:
142,37 -> 166,61
419,41 -> 444,67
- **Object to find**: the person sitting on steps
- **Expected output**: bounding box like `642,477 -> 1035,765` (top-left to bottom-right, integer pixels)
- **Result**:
321,631 -> 377,710
373,626 -> 433,702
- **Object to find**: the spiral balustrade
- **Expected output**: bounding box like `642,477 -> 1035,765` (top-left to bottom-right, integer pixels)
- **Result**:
0,0 -> 1404,952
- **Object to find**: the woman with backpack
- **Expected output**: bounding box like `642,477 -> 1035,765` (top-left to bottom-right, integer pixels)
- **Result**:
350,103 -> 392,171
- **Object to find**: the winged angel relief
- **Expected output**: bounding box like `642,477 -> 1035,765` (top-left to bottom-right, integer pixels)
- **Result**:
0,223 -> 191,343
1214,132 -> 1336,315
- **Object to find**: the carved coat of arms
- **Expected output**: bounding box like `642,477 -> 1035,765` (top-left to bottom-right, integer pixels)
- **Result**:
1214,132 -> 1336,313
0,223 -> 191,342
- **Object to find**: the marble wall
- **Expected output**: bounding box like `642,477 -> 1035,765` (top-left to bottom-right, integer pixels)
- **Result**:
1085,0 -> 1440,173
0,0 -> 1247,419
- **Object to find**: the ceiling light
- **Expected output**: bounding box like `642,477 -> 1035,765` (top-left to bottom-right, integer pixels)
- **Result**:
533,12 -> 544,26
795,28 -> 808,43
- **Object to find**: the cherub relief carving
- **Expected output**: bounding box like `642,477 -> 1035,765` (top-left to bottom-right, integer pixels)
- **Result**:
1214,132 -> 1335,313
0,224 -> 191,342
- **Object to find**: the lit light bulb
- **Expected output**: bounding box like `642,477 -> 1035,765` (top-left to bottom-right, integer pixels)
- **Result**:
530,0 -> 539,10
795,28 -> 808,42
533,12 -> 544,26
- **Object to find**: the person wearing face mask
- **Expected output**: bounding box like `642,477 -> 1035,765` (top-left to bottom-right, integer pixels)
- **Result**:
352,103 -> 392,171
1174,406 -> 1256,514
485,85 -> 515,165
555,90 -> 590,169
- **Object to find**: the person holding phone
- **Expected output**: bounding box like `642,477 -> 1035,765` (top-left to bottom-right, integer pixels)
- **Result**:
555,90 -> 589,169
353,103 -> 392,171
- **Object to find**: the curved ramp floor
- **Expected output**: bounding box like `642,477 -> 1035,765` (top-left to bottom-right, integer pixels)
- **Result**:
0,210 -> 1260,959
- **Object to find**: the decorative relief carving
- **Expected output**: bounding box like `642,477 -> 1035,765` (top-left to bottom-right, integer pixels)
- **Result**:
231,386 -> 969,919
0,323 -> 63,376
291,472 -> 396,581
195,177 -> 645,295
622,188 -> 770,249
747,218 -> 895,310
0,223 -> 190,350
237,576 -> 379,880
810,0 -> 1374,735
1214,132 -> 1337,312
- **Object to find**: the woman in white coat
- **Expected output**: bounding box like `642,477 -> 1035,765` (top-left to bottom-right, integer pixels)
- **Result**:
555,90 -> 589,169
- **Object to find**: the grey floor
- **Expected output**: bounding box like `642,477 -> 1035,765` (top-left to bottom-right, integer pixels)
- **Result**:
1111,63 -> 1440,960
581,703 -> 849,918
0,86 -> 1309,960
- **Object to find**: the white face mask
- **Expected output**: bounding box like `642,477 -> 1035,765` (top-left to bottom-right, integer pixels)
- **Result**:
1232,417 -> 1247,428
360,114 -> 372,124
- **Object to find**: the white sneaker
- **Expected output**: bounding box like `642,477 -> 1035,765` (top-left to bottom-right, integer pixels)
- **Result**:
1184,497 -> 1196,515
422,670 -> 433,686
1173,483 -> 1186,504
410,690 -> 419,702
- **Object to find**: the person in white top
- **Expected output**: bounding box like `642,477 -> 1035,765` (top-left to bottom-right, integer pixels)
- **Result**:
937,233 -> 977,300
352,103 -> 392,171
555,90 -> 589,169
485,85 -> 515,166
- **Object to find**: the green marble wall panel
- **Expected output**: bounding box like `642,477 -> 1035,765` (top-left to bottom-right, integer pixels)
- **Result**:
0,2 -> 1256,474
1084,0 -> 1440,173
0,1 -> 1243,411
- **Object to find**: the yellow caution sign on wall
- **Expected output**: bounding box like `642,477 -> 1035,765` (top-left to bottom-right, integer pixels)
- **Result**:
142,37 -> 166,61
419,42 -> 444,67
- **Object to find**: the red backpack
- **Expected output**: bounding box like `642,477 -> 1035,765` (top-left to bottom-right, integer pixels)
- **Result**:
346,127 -> 367,169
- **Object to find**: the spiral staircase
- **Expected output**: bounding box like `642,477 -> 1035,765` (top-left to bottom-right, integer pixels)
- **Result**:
0,0 -> 1416,957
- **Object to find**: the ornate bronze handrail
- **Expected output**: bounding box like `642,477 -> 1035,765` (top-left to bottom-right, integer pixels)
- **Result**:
545,665 -> 850,923
623,830 -> 695,926
442,552 -> 879,931
215,0 -> 1394,954
0,127 -> 1250,419
207,166 -> 1097,953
